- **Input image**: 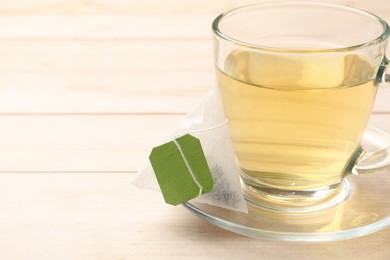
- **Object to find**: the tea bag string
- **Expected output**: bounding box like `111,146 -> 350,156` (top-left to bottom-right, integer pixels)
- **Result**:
173,120 -> 228,197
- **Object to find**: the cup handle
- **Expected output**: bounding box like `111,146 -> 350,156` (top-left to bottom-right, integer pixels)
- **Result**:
376,56 -> 390,83
353,145 -> 390,174
353,57 -> 390,175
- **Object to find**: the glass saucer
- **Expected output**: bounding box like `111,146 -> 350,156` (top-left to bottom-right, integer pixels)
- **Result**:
183,125 -> 390,242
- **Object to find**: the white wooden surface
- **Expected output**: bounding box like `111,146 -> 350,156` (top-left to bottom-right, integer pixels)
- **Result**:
1,0 -> 390,259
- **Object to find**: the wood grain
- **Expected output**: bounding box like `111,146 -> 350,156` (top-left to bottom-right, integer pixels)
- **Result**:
0,0 -> 387,15
0,70 -> 387,114
0,40 -> 213,70
0,115 -> 181,172
0,15 -> 214,39
0,173 -> 389,260
0,70 -> 210,113
0,114 -> 386,173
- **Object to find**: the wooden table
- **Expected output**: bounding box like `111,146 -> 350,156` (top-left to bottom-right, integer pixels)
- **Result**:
1,0 -> 390,259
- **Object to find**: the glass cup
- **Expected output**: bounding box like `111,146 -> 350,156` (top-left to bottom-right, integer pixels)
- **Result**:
212,2 -> 390,211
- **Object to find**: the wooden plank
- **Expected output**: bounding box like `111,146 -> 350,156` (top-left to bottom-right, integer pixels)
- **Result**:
0,114 -> 388,173
0,15 -> 214,39
0,69 -> 388,113
0,115 -> 182,172
0,0 -> 252,14
0,0 -> 388,15
0,70 -> 211,113
0,11 -> 388,40
0,40 -> 213,70
1,12 -> 389,40
0,173 -> 389,259
0,39 -> 386,114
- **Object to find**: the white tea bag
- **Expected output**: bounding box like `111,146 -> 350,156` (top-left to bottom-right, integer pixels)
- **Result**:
132,85 -> 248,213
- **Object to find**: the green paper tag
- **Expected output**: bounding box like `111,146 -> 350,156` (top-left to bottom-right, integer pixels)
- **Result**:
149,134 -> 214,206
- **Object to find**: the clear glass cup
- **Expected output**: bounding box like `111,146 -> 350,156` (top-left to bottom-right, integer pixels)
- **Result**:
212,2 -> 390,211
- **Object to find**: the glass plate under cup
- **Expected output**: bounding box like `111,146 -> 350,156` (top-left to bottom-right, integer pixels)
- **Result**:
183,125 -> 390,242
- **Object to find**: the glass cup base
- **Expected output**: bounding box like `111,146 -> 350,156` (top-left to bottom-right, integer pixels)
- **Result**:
183,125 -> 390,242
242,179 -> 352,214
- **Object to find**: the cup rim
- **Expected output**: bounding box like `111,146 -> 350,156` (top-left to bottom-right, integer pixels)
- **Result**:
212,1 -> 390,53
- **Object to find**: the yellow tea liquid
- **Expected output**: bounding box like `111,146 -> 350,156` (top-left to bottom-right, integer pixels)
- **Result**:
217,50 -> 377,191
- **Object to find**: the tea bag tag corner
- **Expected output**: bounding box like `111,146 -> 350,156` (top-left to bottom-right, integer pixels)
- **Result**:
149,134 -> 214,206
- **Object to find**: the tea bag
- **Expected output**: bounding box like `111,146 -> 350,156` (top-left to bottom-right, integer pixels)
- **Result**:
132,85 -> 248,213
